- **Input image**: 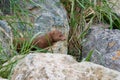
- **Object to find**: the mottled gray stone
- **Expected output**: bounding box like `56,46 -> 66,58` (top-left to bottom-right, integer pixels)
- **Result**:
20,0 -> 69,35
31,0 -> 69,36
11,53 -> 120,80
0,20 -> 12,55
82,26 -> 120,71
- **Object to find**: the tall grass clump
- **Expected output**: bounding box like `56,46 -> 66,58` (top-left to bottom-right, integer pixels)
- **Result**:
61,0 -> 120,61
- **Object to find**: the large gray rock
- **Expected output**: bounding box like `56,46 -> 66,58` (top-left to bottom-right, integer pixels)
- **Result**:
20,0 -> 69,35
83,26 -> 120,71
11,53 -> 120,80
0,20 -> 12,55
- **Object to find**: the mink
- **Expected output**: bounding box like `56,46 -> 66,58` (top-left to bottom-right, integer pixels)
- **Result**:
32,30 -> 66,48
13,30 -> 66,52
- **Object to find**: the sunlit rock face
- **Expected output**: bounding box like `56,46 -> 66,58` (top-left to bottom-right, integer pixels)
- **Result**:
11,53 -> 120,80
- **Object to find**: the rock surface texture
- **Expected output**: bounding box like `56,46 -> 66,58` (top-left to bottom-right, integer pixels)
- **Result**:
83,26 -> 120,71
0,20 -> 12,55
11,53 -> 120,80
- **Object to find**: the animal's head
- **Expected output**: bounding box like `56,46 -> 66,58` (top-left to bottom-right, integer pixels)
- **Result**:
50,30 -> 66,42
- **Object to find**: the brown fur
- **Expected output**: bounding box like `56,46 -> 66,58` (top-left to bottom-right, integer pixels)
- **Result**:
14,30 -> 66,52
32,30 -> 66,48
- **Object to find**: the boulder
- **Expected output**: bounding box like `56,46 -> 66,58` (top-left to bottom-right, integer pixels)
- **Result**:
82,26 -> 120,71
11,53 -> 120,80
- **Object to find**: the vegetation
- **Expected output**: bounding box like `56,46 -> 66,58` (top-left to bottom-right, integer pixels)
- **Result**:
0,0 -> 120,79
62,0 -> 120,61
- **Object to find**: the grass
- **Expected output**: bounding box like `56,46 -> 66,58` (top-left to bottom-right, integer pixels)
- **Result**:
0,0 -> 120,78
62,0 -> 120,61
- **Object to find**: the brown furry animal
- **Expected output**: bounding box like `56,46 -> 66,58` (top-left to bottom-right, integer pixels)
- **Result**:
32,30 -> 66,48
14,30 -> 66,52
